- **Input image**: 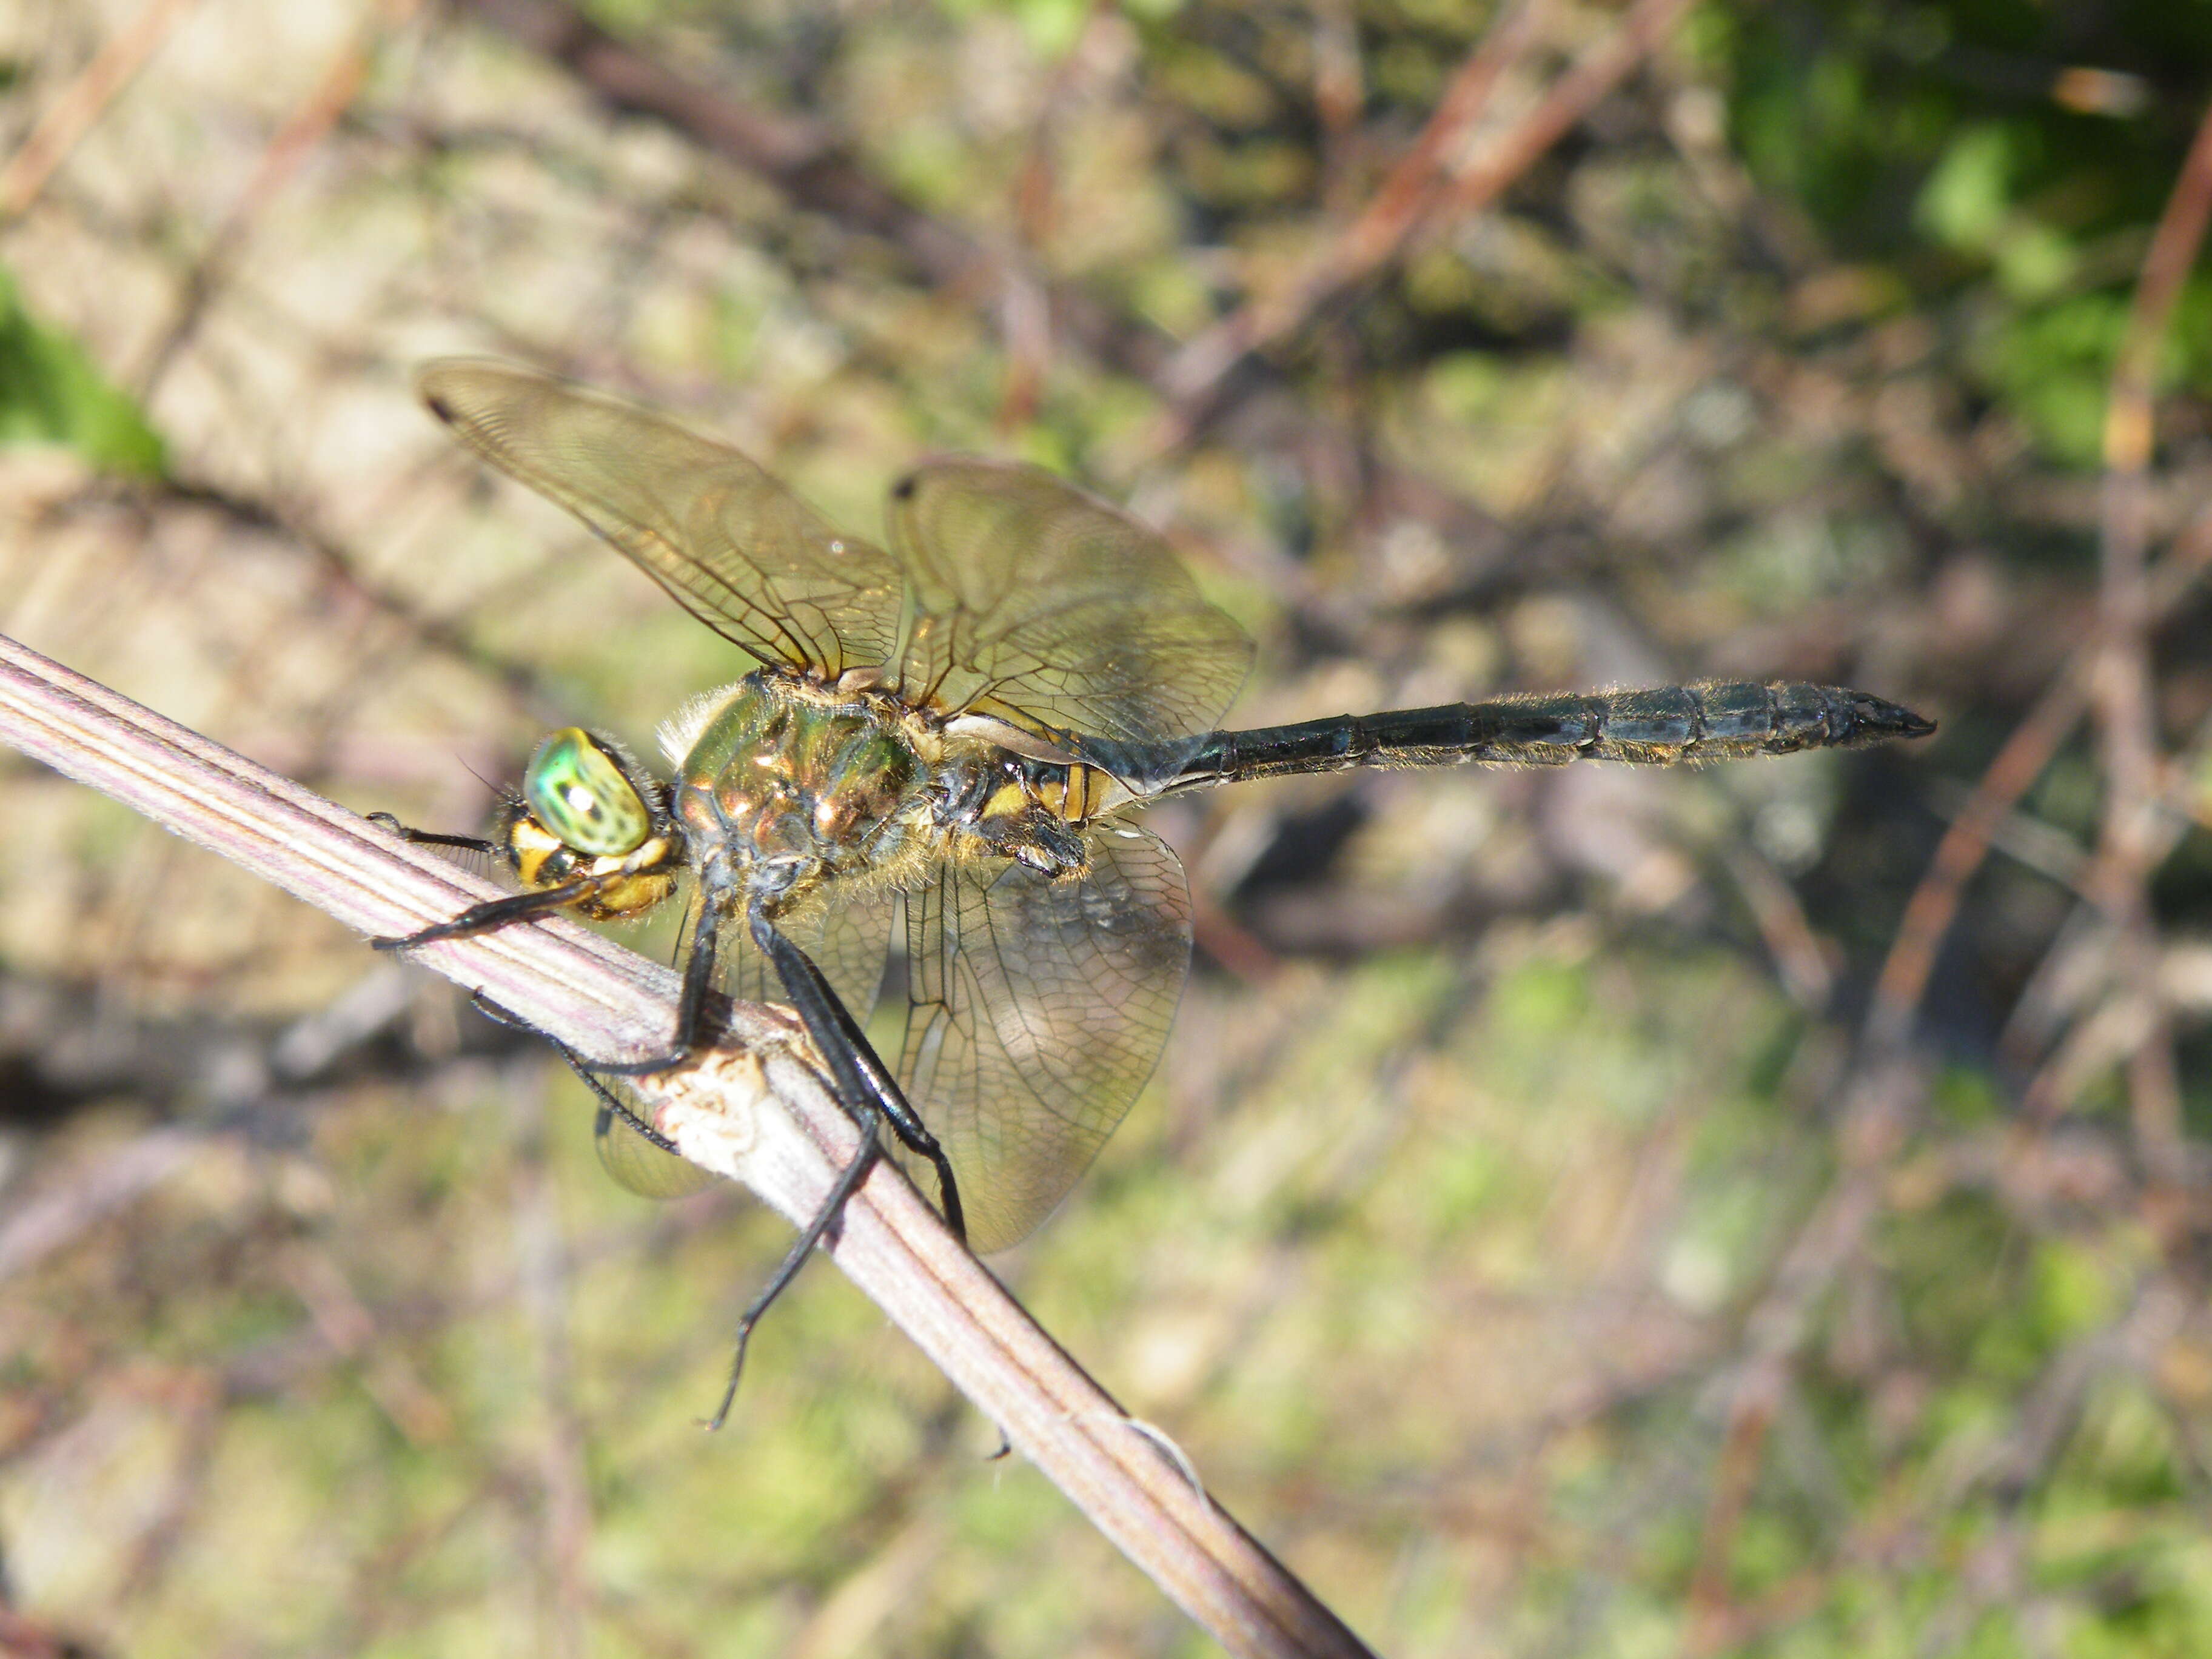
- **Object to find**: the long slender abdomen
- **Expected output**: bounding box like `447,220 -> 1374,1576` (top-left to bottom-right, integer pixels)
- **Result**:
1492,681 -> 1934,763
1165,681 -> 1936,792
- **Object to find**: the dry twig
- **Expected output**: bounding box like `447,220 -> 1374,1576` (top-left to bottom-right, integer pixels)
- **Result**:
0,629 -> 1375,1659
1865,512 -> 2212,1057
2087,95 -> 2212,1184
1144,0 -> 1697,454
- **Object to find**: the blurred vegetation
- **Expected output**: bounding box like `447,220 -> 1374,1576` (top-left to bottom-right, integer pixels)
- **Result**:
2,0 -> 2212,1655
0,264 -> 164,475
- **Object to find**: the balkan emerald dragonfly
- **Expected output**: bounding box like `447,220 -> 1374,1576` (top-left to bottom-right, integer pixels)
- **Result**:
377,361 -> 1934,1419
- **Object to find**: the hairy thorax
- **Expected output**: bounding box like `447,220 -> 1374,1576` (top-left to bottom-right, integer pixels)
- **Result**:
658,669 -> 1121,914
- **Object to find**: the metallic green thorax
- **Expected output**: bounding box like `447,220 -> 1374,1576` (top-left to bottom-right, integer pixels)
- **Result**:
672,676 -> 922,891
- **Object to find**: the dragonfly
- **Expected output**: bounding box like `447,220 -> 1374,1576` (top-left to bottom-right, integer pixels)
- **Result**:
376,360 -> 1936,1422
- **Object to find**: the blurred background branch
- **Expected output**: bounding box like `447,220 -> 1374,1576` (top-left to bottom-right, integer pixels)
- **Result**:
4,0 -> 2212,1653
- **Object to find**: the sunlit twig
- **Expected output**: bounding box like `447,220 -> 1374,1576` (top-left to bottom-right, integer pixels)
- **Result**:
0,629 -> 1375,1659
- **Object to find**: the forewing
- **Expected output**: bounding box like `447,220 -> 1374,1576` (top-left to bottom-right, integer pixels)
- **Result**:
886,461 -> 1252,757
420,360 -> 907,679
894,825 -> 1191,1253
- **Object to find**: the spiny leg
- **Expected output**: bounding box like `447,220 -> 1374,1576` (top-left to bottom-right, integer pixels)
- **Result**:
370,809 -> 613,947
458,988 -> 786,1432
420,913 -> 813,1430
371,811 -> 706,1076
460,989 -> 691,1161
370,879 -> 605,949
604,899 -> 964,1425
688,908 -> 970,1427
374,820 -> 966,1424
366,812 -> 498,857
554,1043 -> 689,1160
588,883 -> 726,1079
749,910 -> 966,1245
702,1127 -> 879,1431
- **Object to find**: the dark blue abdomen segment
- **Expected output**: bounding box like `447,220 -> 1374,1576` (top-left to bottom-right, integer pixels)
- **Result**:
1155,680 -> 1935,793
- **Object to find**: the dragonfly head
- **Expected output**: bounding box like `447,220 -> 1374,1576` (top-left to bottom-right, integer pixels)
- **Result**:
503,728 -> 683,920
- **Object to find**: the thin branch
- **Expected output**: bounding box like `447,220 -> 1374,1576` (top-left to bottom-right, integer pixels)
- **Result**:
1721,844 -> 1835,1011
2088,93 -> 2212,1183
1865,511 -> 2212,1056
1145,0 -> 1695,454
1866,672 -> 2088,1056
0,629 -> 1374,1659
1886,98 -> 2212,1162
0,0 -> 201,219
1153,0 -> 1551,416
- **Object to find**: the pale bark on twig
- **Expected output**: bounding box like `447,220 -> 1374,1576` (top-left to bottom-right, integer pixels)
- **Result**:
0,629 -> 1375,1659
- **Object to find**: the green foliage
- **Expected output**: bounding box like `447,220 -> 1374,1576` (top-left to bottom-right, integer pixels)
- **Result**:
931,0 -> 1110,58
1717,0 -> 2212,468
0,264 -> 164,476
12,0 -> 2212,1651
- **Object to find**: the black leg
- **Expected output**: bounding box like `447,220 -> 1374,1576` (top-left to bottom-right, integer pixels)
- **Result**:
702,1128 -> 879,1432
370,811 -> 608,948
684,913 -> 971,1420
490,905 -> 893,1430
370,879 -> 600,949
375,820 -> 705,1073
553,1043 -> 688,1159
464,992 -> 689,1160
749,909 -> 967,1245
367,812 -> 498,857
591,883 -> 726,1078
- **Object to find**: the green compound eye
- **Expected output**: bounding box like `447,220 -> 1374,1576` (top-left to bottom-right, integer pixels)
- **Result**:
523,728 -> 652,857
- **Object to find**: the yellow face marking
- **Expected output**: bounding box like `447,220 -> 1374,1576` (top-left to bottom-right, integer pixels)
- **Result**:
507,815 -> 566,888
578,871 -> 678,919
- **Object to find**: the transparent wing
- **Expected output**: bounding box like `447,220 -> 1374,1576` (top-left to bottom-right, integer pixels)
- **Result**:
707,882 -> 896,1021
886,460 -> 1252,756
893,825 -> 1192,1253
419,360 -> 907,679
592,1084 -> 719,1199
589,885 -> 896,1199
